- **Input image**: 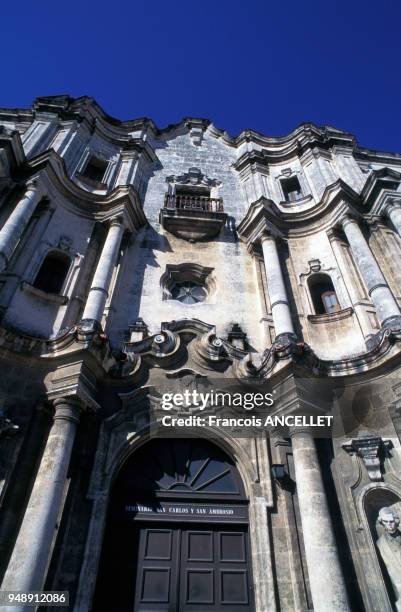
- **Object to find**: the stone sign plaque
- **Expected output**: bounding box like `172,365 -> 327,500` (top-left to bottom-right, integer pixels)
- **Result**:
123,501 -> 249,523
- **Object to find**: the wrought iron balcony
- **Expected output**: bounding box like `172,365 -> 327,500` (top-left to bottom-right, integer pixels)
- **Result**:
164,194 -> 224,213
160,194 -> 227,242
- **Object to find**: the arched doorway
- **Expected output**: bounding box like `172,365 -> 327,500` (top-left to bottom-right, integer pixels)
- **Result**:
93,438 -> 254,611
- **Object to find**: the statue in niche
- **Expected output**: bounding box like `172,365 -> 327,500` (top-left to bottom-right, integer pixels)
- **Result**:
377,507 -> 401,610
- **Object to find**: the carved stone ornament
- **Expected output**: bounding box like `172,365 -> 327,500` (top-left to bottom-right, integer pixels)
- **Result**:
184,120 -> 209,146
299,259 -> 336,285
342,433 -> 393,481
160,263 -> 215,301
308,258 -> 321,273
377,506 -> 401,610
195,330 -> 227,363
58,235 -> 73,251
166,167 -> 221,188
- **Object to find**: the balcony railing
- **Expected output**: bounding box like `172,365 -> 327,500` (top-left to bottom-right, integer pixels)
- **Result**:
164,194 -> 224,213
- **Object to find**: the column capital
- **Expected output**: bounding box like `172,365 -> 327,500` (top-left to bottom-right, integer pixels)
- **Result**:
0,177 -> 45,273
52,396 -> 83,423
259,230 -> 276,245
24,178 -> 44,199
288,425 -> 321,439
339,212 -> 359,230
366,218 -> 387,232
108,215 -> 125,229
384,198 -> 401,216
326,227 -> 344,242
25,178 -> 40,191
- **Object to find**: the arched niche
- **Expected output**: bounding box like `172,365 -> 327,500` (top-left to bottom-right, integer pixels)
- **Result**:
307,272 -> 340,315
364,487 -> 401,610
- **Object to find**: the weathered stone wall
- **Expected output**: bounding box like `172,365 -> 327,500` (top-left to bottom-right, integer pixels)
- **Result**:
4,205 -> 94,338
1,105 -> 401,361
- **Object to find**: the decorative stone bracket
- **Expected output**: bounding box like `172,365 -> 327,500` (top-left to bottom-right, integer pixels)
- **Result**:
342,434 -> 393,482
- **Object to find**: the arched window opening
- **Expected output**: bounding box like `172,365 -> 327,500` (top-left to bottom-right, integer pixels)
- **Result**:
33,251 -> 71,295
308,273 -> 340,315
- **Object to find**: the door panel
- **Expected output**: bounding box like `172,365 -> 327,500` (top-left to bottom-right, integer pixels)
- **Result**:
220,570 -> 249,605
179,525 -> 253,612
134,528 -> 179,611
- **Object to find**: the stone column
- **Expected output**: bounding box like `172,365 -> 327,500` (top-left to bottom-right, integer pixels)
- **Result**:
61,223 -> 104,328
291,431 -> 350,611
341,215 -> 400,327
0,182 -> 42,273
1,398 -> 82,601
385,202 -> 401,238
81,217 -> 125,327
260,232 -> 296,341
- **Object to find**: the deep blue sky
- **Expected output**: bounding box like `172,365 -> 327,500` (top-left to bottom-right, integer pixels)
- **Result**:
2,0 -> 400,152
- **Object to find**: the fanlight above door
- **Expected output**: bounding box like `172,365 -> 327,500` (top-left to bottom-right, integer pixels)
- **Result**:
114,438 -> 245,500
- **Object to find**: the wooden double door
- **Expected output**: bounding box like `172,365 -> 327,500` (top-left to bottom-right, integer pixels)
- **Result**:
93,438 -> 255,611
94,520 -> 254,611
134,522 -> 253,611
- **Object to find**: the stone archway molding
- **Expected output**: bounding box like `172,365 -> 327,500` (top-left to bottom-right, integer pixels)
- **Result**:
74,394 -> 276,611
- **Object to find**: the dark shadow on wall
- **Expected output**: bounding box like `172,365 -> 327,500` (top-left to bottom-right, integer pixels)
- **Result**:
0,373 -> 50,585
107,225 -> 171,340
280,240 -> 305,342
109,220 -> 242,343
43,410 -> 101,608
316,438 -> 365,611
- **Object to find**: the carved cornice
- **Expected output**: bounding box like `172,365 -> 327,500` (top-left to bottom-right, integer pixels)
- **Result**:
47,361 -> 100,411
237,199 -> 283,252
307,307 -> 354,324
18,150 -> 147,231
237,188 -> 347,244
2,97 -> 401,181
233,126 -> 356,170
360,167 -> 401,210
237,168 -> 401,239
1,315 -> 401,385
0,125 -> 26,170
0,97 -> 378,157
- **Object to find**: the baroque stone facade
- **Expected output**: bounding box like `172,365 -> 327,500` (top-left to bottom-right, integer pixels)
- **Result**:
1,95 -> 401,610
